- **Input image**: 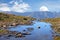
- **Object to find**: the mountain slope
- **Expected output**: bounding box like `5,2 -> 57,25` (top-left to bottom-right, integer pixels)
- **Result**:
1,11 -> 60,19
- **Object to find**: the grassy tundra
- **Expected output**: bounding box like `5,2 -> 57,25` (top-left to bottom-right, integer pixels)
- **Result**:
0,12 -> 35,28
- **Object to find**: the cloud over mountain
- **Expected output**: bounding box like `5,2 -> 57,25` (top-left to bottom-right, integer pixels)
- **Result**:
0,0 -> 31,13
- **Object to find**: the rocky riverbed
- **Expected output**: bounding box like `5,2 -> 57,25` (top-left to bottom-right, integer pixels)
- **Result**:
0,29 -> 31,38
0,12 -> 36,40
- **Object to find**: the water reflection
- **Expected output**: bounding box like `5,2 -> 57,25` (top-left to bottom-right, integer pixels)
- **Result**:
1,21 -> 54,40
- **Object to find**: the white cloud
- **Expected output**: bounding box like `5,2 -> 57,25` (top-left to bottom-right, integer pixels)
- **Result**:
0,7 -> 11,11
0,3 -> 11,11
11,1 -> 30,13
40,6 -> 49,11
0,0 -> 31,13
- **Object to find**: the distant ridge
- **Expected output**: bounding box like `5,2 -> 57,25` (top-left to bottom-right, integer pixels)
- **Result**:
0,11 -> 60,19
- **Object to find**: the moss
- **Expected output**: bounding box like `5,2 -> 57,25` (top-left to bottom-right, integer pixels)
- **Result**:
0,29 -> 9,35
54,36 -> 60,40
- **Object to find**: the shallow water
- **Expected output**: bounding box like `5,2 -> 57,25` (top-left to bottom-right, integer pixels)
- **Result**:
0,21 -> 54,40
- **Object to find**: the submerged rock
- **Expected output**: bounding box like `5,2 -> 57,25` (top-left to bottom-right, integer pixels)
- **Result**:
23,30 -> 26,32
27,27 -> 34,32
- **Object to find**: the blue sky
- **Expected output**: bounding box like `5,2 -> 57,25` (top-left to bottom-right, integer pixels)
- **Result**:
0,0 -> 60,12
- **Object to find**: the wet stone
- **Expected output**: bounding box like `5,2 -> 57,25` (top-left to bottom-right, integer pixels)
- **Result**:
27,27 -> 34,32
7,35 -> 13,37
22,32 -> 31,35
15,32 -> 25,38
0,35 -> 2,37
